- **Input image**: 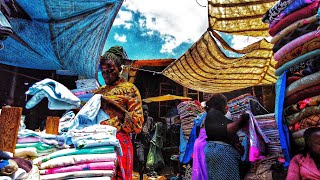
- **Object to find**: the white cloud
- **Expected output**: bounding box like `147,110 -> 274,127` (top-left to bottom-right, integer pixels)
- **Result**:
113,10 -> 133,29
121,0 -> 208,54
230,34 -> 264,50
114,33 -> 127,42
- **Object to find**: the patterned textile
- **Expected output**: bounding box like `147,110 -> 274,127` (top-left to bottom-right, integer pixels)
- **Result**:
184,163 -> 192,180
276,38 -> 320,69
285,105 -> 320,126
288,57 -> 320,76
270,14 -> 319,44
287,153 -> 320,179
276,54 -> 320,76
284,95 -> 320,116
95,77 -> 144,134
286,71 -> 320,97
274,30 -> 320,61
284,84 -> 320,107
269,0 -> 317,28
146,122 -> 165,171
192,128 -> 208,180
268,0 -> 320,37
39,161 -> 115,175
205,141 -> 241,180
299,113 -> 320,129
262,0 -> 295,23
245,112 -> 271,162
114,131 -> 132,180
273,20 -> 319,53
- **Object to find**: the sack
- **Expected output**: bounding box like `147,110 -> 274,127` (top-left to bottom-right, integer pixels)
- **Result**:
0,11 -> 12,41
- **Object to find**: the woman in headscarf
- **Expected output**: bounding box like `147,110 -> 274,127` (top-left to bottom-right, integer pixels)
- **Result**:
204,93 -> 248,180
286,127 -> 320,180
95,46 -> 144,180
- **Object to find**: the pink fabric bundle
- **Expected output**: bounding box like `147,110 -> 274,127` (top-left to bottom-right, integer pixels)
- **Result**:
274,30 -> 320,61
40,161 -> 115,175
17,137 -> 40,144
269,0 -> 320,37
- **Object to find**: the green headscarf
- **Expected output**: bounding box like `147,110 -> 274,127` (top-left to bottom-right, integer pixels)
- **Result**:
101,46 -> 128,68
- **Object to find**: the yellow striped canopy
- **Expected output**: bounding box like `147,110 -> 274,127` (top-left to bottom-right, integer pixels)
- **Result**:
162,31 -> 277,93
143,94 -> 192,103
208,0 -> 278,37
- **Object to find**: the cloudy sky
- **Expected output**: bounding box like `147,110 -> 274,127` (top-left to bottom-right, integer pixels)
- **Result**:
103,0 -> 209,60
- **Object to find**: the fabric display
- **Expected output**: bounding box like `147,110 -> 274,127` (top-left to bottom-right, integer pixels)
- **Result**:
25,78 -> 81,110
255,114 -> 282,156
177,101 -> 204,140
71,79 -> 100,102
264,1 -> 320,167
0,151 -> 39,180
33,125 -> 118,179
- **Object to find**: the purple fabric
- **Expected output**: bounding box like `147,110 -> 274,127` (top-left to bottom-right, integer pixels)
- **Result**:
17,137 -> 40,143
192,128 -> 208,180
245,112 -> 271,162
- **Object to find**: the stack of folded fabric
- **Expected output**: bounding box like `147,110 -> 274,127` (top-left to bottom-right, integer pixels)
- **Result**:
33,125 -> 119,180
177,101 -> 204,140
255,114 -> 282,156
0,150 -> 40,180
14,130 -> 67,160
263,0 -> 320,165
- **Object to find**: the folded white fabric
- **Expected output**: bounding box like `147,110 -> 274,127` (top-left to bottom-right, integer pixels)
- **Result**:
39,170 -> 113,180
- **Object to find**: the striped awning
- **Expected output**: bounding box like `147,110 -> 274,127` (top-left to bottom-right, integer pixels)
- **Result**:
208,0 -> 277,37
162,30 -> 277,93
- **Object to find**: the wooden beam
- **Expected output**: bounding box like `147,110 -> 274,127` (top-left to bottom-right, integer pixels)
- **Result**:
45,116 -> 60,135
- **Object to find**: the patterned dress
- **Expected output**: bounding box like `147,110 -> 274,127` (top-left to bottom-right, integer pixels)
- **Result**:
95,77 -> 144,180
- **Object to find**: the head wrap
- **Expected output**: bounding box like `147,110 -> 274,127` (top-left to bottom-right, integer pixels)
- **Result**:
101,46 -> 128,68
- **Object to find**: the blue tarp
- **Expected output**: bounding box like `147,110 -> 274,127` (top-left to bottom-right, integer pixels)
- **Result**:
0,0 -> 123,78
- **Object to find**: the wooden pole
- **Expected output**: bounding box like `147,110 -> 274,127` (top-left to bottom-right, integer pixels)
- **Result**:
45,116 -> 60,135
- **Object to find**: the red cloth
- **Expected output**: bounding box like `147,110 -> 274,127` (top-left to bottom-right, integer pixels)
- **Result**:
269,0 -> 320,37
287,154 -> 320,180
285,84 -> 320,107
114,130 -> 133,180
286,76 -> 303,86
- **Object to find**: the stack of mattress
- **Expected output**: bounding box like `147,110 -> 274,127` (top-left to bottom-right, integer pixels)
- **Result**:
263,0 -> 320,151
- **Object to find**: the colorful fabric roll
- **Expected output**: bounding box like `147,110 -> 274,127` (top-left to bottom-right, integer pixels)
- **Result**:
39,170 -> 113,180
286,75 -> 303,86
299,114 -> 320,129
274,30 -> 320,61
288,57 -> 320,76
269,0 -> 320,37
285,105 -> 320,126
273,21 -> 319,53
271,14 -> 319,44
286,71 -> 320,97
285,84 -> 320,107
262,0 -> 295,23
269,0 -> 317,29
276,37 -> 320,69
275,49 -> 320,75
40,161 -> 115,175
38,153 -> 117,170
284,95 -> 320,116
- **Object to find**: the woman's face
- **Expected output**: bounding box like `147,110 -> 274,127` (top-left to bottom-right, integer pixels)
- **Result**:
101,60 -> 120,85
310,131 -> 320,156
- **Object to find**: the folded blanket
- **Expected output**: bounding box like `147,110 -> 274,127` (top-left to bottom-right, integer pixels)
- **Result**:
286,75 -> 303,86
40,161 -> 115,175
273,20 -> 319,52
14,147 -> 57,158
74,138 -> 120,150
70,177 -> 111,180
276,37 -> 320,69
292,128 -> 308,138
17,137 -> 40,144
275,49 -> 320,70
286,71 -> 320,97
285,105 -> 320,126
285,84 -> 320,107
274,30 -> 320,61
284,95 -> 320,116
269,0 -> 320,37
262,0 -> 295,23
287,57 -> 320,76
37,153 -> 117,170
34,146 -> 114,164
15,142 -> 55,151
269,0 -> 317,29
39,170 -> 113,180
299,114 -> 320,129
271,14 -> 319,44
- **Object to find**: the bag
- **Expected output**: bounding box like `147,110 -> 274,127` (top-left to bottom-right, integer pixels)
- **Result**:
0,11 -> 12,41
